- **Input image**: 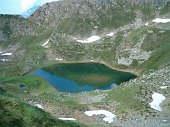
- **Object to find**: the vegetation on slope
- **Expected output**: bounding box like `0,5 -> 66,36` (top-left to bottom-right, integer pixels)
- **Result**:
0,88 -> 85,127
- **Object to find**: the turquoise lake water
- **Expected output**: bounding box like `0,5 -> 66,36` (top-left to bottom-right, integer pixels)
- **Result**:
33,63 -> 136,93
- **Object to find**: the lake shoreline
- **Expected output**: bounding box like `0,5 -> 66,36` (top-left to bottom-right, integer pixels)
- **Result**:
50,60 -> 140,76
33,62 -> 137,93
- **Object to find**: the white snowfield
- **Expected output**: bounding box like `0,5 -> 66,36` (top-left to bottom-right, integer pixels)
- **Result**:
42,40 -> 49,48
58,118 -> 76,121
34,104 -> 44,109
56,58 -> 63,61
160,86 -> 168,89
145,23 -> 149,26
1,53 -> 12,56
106,32 -> 114,37
77,36 -> 101,43
149,92 -> 166,111
85,110 -> 116,123
1,59 -> 9,62
152,18 -> 170,23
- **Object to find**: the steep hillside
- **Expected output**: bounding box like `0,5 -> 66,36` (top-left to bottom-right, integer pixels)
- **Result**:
0,88 -> 86,127
0,0 -> 170,76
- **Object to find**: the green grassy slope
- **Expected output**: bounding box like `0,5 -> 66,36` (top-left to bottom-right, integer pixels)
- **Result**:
0,0 -> 169,76
0,88 -> 86,127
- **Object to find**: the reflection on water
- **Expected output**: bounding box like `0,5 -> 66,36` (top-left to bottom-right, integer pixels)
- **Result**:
33,63 -> 136,93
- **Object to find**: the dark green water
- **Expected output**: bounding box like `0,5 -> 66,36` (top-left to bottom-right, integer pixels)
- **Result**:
33,63 -> 136,93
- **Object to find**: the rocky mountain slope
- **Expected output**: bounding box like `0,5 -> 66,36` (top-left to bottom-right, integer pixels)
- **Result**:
0,0 -> 170,127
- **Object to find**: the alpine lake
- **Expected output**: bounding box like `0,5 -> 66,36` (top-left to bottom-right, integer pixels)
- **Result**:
33,63 -> 137,93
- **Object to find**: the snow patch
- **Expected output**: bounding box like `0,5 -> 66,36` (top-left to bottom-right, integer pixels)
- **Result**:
106,32 -> 114,37
149,92 -> 166,111
34,104 -> 44,109
73,37 -> 77,40
77,36 -> 101,43
1,59 -> 9,62
145,23 -> 149,26
1,53 -> 12,56
58,118 -> 76,121
153,18 -> 170,23
160,86 -> 168,89
84,110 -> 116,123
42,40 -> 49,48
56,58 -> 63,61
94,26 -> 98,29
